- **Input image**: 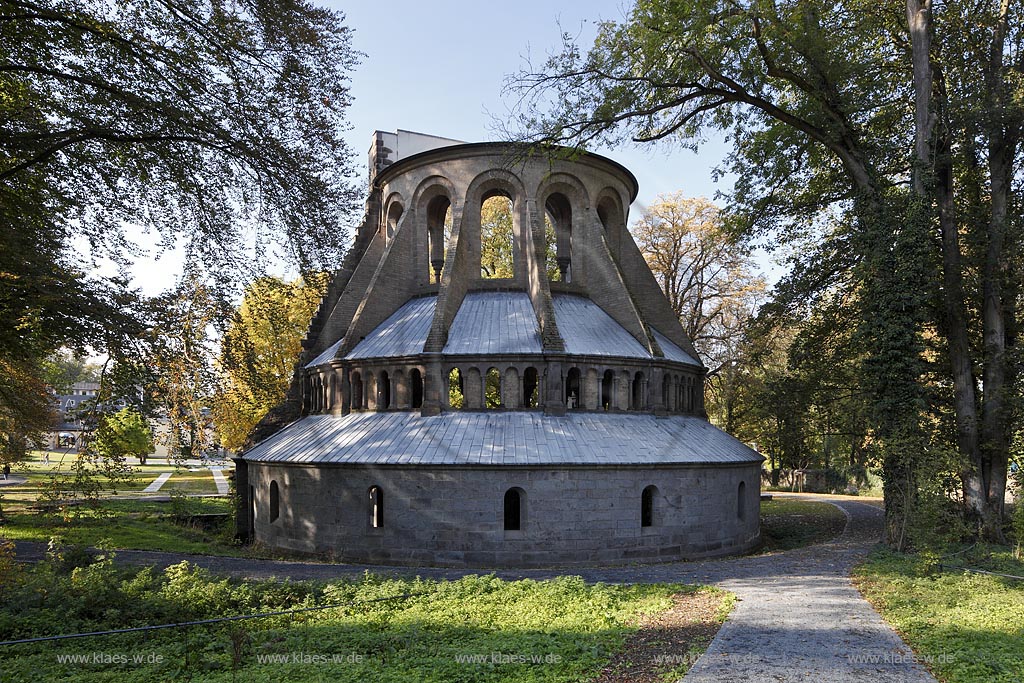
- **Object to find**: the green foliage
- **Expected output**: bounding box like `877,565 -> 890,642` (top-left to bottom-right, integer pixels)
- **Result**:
855,547 -> 1024,683
0,557 -> 697,682
448,369 -> 464,409
480,196 -> 515,279
93,408 -> 154,465
214,275 -> 327,451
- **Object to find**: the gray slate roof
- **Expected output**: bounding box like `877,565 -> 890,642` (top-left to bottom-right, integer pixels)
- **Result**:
552,294 -> 650,358
652,330 -> 701,366
242,412 -> 762,466
443,292 -> 542,355
305,291 -> 701,367
346,296 -> 436,360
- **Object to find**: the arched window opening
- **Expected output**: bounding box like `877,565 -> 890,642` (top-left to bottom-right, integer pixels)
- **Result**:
597,196 -> 624,253
738,481 -> 746,520
545,193 -> 572,282
662,374 -> 671,411
351,371 -> 363,410
411,369 -> 424,409
543,214 -> 560,281
378,371 -> 391,410
448,368 -> 464,408
601,370 -> 614,410
269,480 -> 280,523
485,367 -> 502,408
523,367 -> 539,408
369,485 -> 384,528
565,368 -> 581,410
480,193 -> 514,279
426,195 -> 452,283
641,485 -> 657,528
631,372 -> 645,411
386,202 -> 403,240
503,487 -> 524,531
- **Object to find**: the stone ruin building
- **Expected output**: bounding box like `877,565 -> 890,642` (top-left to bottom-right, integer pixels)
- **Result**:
234,130 -> 763,567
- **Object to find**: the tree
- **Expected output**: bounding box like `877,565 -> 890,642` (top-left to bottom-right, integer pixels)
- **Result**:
480,196 -> 515,279
0,0 -> 361,456
214,275 -> 326,451
632,194 -> 765,378
40,349 -> 102,394
93,407 -> 154,465
507,0 -> 1022,545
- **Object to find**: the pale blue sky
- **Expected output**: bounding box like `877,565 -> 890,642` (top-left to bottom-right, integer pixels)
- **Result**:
123,1 -> 746,296
333,0 -> 734,212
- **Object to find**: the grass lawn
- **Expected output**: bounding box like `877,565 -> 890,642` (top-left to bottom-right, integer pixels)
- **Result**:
0,557 -> 734,683
854,546 -> 1024,683
0,498 -> 241,556
757,498 -> 848,552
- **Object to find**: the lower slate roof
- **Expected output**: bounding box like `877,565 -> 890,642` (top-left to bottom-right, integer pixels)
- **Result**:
242,412 -> 762,466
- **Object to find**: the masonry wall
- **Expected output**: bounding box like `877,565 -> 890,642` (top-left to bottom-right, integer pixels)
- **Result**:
248,462 -> 761,568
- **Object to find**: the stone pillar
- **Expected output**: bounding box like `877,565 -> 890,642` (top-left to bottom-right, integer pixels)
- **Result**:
421,354 -> 443,416
337,365 -> 350,416
544,357 -> 565,416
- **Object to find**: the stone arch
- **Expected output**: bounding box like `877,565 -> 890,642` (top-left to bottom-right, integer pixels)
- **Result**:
392,368 -> 407,408
503,486 -> 526,532
369,485 -> 384,528
596,187 -> 628,255
566,367 -> 582,409
584,367 -> 600,410
641,484 -> 658,528
485,367 -> 502,408
662,373 -> 671,411
631,371 -> 645,411
537,174 -> 589,284
601,369 -> 614,410
413,176 -> 458,283
366,372 -> 377,410
378,370 -> 391,409
269,480 -> 280,523
351,370 -> 363,410
384,192 -> 405,241
410,368 -> 424,409
463,169 -> 527,283
447,367 -> 464,409
522,366 -> 539,408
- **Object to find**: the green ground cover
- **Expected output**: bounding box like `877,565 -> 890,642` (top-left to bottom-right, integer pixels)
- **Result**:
0,550 -> 725,683
854,546 -> 1024,683
757,498 -> 848,552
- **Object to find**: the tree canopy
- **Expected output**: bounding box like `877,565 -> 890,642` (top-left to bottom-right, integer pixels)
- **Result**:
509,0 -> 1023,545
0,0 -> 361,462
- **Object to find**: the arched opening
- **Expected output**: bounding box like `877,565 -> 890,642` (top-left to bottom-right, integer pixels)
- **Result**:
351,371 -> 363,410
631,371 -> 645,411
378,371 -> 391,410
426,194 -> 452,283
662,374 -> 671,411
565,367 -> 581,410
523,367 -> 539,408
369,485 -> 384,528
269,480 -> 280,523
480,193 -> 514,279
545,192 -> 572,282
601,370 -> 614,410
641,485 -> 657,528
738,481 -> 746,520
411,369 -> 424,409
448,368 -> 464,408
503,487 -> 525,531
597,195 -> 625,254
386,201 -> 403,240
485,367 -> 502,408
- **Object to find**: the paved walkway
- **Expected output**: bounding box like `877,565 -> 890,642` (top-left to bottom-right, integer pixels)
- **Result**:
9,495 -> 936,682
209,467 -> 229,495
142,472 -> 172,493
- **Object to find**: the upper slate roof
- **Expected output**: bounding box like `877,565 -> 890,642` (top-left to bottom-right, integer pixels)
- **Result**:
242,412 -> 762,466
443,291 -> 542,355
552,294 -> 651,358
305,291 -> 701,367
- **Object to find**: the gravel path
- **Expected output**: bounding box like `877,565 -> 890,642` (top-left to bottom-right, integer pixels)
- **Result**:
9,494 -> 936,682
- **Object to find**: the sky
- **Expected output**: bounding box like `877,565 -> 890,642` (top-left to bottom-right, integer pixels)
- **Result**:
124,0 -> 745,296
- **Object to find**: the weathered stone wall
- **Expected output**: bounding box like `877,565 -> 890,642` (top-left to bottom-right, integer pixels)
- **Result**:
248,461 -> 761,568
